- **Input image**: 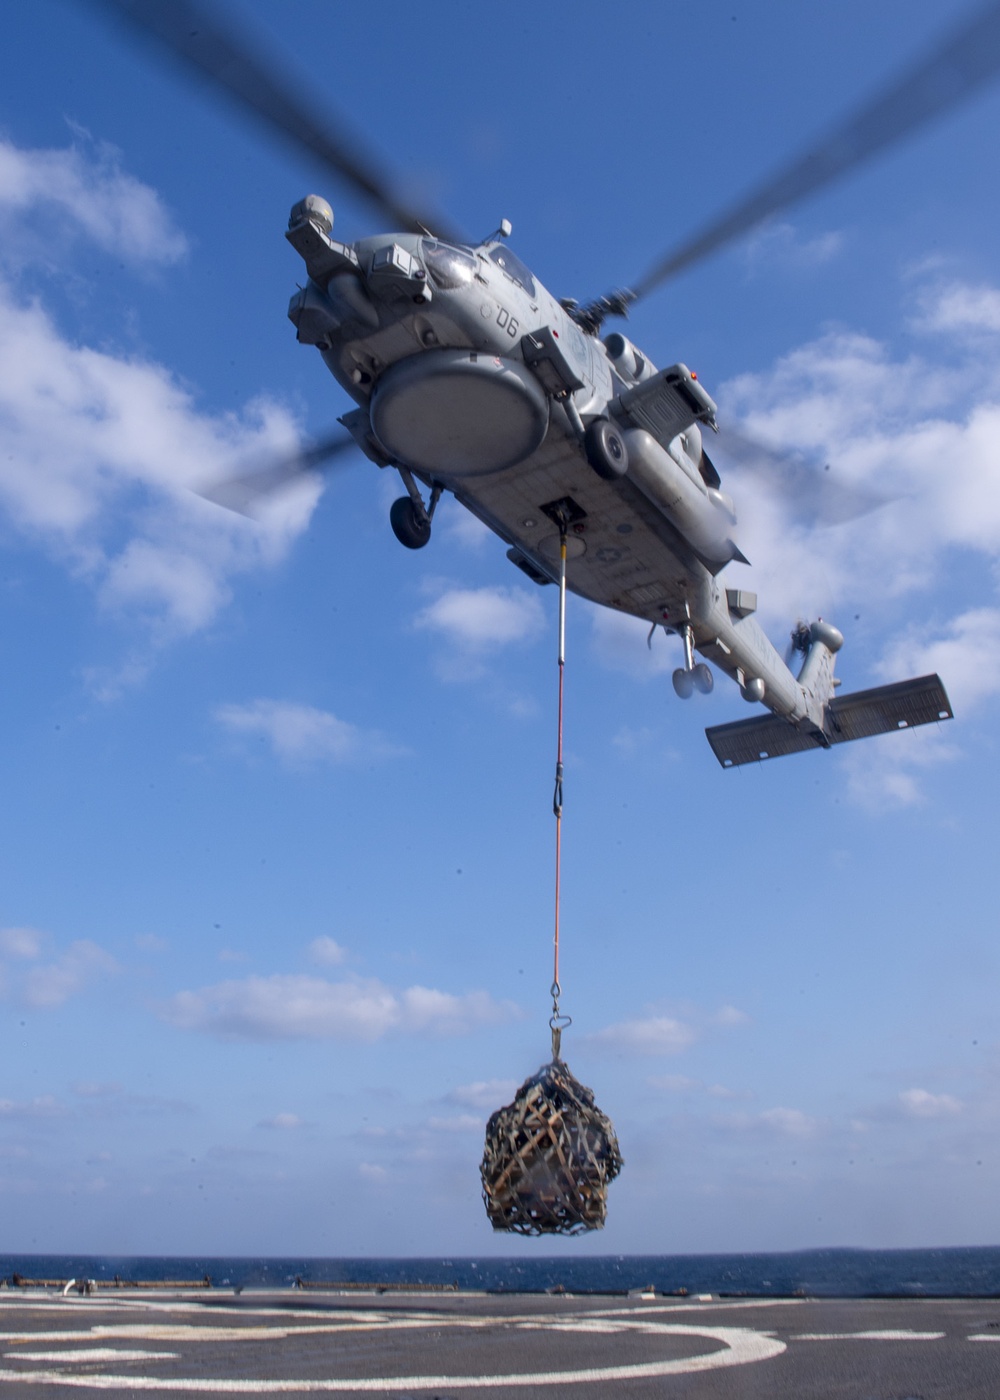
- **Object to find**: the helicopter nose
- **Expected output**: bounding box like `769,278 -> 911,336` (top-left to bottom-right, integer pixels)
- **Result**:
288,194 -> 334,235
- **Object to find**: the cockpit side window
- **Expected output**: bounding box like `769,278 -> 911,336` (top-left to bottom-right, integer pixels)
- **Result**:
422,240 -> 477,290
488,245 -> 535,299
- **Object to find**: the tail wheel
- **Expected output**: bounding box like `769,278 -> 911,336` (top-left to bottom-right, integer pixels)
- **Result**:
390,496 -> 431,549
692,663 -> 714,694
583,418 -> 629,480
672,668 -> 695,699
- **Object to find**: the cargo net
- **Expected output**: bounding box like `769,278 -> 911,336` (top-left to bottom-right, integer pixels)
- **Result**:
480,1058 -> 622,1235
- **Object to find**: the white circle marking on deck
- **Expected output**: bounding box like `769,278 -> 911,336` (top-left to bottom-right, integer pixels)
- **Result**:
14,1351 -> 179,1364
0,1317 -> 786,1390
793,1330 -> 946,1341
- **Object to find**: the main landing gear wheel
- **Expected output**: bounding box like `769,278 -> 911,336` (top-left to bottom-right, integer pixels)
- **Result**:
390,495 -> 431,549
672,668 -> 694,699
583,418 -> 628,480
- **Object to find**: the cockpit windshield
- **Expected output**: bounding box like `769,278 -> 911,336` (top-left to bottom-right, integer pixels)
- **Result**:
422,240 -> 477,290
488,245 -> 535,298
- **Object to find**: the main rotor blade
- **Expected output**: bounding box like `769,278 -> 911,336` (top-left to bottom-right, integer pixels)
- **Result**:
199,429 -> 356,516
83,0 -> 462,241
630,0 -> 1000,302
715,429 -> 888,527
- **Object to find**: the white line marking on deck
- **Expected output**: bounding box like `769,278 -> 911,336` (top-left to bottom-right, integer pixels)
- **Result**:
0,1320 -> 785,1389
11,1351 -> 179,1364
587,1298 -> 802,1317
793,1331 -> 945,1341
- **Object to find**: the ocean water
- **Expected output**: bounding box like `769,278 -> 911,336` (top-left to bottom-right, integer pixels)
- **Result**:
4,1247 -> 1000,1297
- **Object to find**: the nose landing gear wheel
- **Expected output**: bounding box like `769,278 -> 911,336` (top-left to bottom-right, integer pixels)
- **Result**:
390,495 -> 431,549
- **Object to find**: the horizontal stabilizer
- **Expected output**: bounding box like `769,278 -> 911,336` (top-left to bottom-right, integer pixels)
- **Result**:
707,673 -> 953,769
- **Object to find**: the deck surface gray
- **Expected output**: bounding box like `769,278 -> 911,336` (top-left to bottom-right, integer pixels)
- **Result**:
1,1288 -> 1000,1396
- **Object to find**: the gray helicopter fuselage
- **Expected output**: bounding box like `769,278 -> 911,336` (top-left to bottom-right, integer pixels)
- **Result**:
286,201 -> 822,730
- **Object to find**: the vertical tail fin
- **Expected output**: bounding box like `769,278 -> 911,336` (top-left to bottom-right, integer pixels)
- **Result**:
796,620 -> 844,727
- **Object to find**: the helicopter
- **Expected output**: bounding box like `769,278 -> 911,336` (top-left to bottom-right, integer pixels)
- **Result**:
83,1 -> 1000,766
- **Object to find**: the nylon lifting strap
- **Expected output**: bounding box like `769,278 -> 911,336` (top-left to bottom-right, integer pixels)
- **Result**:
550,526 -> 571,1061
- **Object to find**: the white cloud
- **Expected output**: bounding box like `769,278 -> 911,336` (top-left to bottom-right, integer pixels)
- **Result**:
414,584 -> 545,652
592,1002 -> 749,1058
858,1087 -> 967,1126
715,1106 -> 821,1138
698,287 -> 1000,802
503,693 -> 540,720
899,1088 -> 962,1118
840,724 -> 959,812
0,1095 -> 65,1120
0,137 -> 321,686
590,607 -> 672,678
831,609 -> 992,811
721,331 -> 1000,617
913,280 -> 1000,336
648,1075 -> 747,1101
758,1107 -> 820,1137
21,940 -> 118,1009
876,609 -> 1000,714
0,134 -> 188,267
164,974 -> 397,1041
439,502 -> 493,550
400,985 -> 514,1035
0,282 -> 317,655
743,221 -> 845,273
590,1014 -> 696,1055
612,724 -> 654,753
258,1112 -> 304,1130
611,724 -> 682,763
160,973 -> 519,1041
0,930 -> 117,1009
426,1114 -> 483,1133
358,1162 -> 388,1183
308,936 -> 348,967
448,1079 -> 518,1111
0,927 -> 43,959
134,933 -> 168,953
718,333 -> 962,627
713,1005 -> 750,1028
72,1082 -> 123,1099
100,540 -> 230,634
649,1073 -> 700,1093
214,700 -> 401,766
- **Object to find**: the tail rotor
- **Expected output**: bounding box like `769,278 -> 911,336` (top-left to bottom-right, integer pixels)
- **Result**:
784,620 -> 812,670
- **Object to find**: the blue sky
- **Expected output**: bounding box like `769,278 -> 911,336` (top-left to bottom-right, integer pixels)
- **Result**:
1,0 -> 1000,1259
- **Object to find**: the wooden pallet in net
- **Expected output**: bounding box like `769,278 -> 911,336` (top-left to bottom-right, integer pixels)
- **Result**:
480,1058 -> 622,1235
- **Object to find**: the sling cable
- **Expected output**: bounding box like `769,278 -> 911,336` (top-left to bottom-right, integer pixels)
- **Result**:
479,513 -> 622,1235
